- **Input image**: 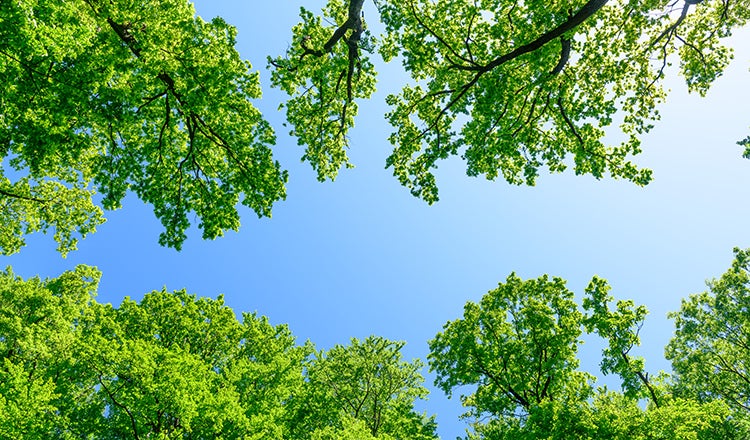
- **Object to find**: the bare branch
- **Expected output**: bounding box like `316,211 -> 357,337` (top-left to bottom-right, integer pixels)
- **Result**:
648,1 -> 692,50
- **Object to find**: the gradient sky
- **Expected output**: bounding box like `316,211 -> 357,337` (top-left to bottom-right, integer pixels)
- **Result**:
4,2 -> 750,439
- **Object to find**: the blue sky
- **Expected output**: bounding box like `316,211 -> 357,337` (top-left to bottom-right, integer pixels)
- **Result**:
4,2 -> 750,439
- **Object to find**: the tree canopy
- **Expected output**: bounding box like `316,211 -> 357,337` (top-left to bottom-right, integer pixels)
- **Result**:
667,247 -> 750,422
1,0 -> 748,253
272,0 -> 749,202
3,1 -> 750,437
1,0 -> 285,254
4,252 -> 750,437
0,266 -> 434,438
428,272 -> 746,439
287,335 -> 438,439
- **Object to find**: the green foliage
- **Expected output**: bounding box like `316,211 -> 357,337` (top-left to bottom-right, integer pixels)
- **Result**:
0,174 -> 104,256
429,273 -> 592,421
463,391 -> 737,440
1,0 -> 286,254
275,0 -> 749,203
307,414 -> 380,440
739,135 -> 750,159
74,290 -> 306,438
2,259 -> 749,439
269,1 -> 378,181
288,335 -> 438,439
667,247 -> 750,413
429,272 -> 743,439
641,397 -> 736,440
3,0 -> 749,253
0,267 -> 440,438
0,265 -> 100,438
0,266 -> 310,438
582,276 -> 665,403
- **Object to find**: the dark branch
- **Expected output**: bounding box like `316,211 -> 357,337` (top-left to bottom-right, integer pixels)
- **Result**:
300,0 -> 365,59
557,96 -> 585,146
471,345 -> 531,410
98,375 -> 141,440
0,187 -> 49,204
407,0 -> 478,69
480,0 -> 609,73
406,0 -> 609,148
649,1 -> 692,49
550,37 -> 572,75
620,351 -> 661,408
106,18 -> 141,57
95,6 -> 187,108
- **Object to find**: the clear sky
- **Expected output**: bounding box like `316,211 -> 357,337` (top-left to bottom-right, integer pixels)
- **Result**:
3,2 -> 750,439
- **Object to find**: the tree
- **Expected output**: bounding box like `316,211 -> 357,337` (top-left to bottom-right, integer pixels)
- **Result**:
582,276 -> 664,405
667,248 -> 750,418
273,0 -> 750,202
4,1 -> 749,254
0,265 -> 100,438
428,272 -> 740,439
287,335 -> 438,439
78,289 -> 311,439
0,266 -> 441,438
0,266 -> 311,438
1,0 -> 286,255
269,0 -> 377,182
428,273 -> 593,425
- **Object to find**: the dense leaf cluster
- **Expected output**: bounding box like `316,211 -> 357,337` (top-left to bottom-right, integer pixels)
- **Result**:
1,0 -> 286,254
0,266 -> 436,439
429,264 -> 750,439
277,0 -> 749,202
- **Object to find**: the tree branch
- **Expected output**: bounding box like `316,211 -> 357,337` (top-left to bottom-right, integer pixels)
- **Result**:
281,0 -> 366,109
550,37 -> 572,76
300,0 -> 365,59
98,375 -> 141,440
0,187 -> 49,204
404,0 -> 609,149
648,1 -> 696,51
406,0 -> 478,69
619,350 -> 661,407
479,0 -> 609,73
